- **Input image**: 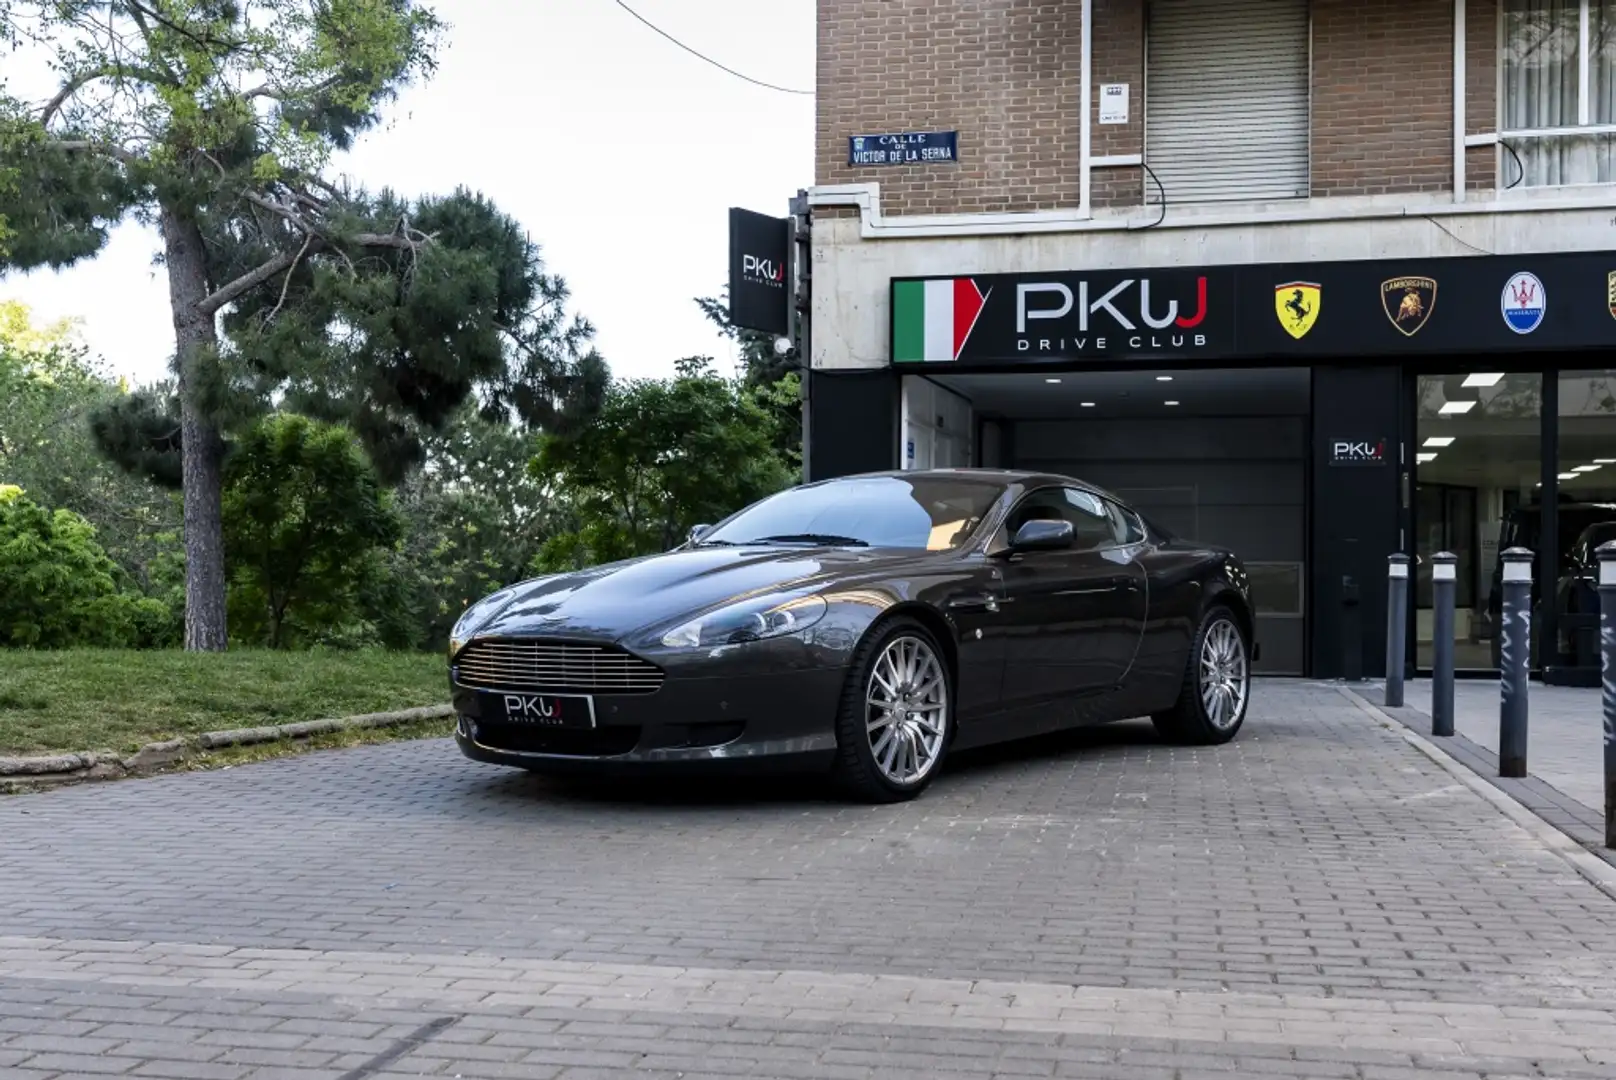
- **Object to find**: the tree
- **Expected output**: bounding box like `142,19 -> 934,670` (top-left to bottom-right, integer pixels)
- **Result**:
0,484 -> 169,647
532,357 -> 796,572
695,294 -> 802,461
367,403 -> 558,650
0,301 -> 181,589
0,1 -> 605,651
222,414 -> 402,648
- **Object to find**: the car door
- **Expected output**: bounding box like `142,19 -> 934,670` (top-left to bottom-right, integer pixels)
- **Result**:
994,486 -> 1143,713
1098,496 -> 1151,684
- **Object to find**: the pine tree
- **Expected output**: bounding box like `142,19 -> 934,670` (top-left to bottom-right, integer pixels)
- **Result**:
0,1 -> 604,649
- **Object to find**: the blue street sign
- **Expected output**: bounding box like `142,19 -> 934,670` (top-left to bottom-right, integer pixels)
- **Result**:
848,131 -> 959,166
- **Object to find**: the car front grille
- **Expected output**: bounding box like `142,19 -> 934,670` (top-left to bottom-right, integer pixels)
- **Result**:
453,639 -> 665,696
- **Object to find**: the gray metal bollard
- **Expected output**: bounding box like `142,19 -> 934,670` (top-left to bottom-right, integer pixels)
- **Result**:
1598,541 -> 1616,848
1498,547 -> 1532,778
1385,554 -> 1409,707
1431,551 -> 1457,737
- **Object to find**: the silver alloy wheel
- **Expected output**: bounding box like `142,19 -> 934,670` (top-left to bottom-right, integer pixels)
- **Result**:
1199,617 -> 1249,730
865,635 -> 948,785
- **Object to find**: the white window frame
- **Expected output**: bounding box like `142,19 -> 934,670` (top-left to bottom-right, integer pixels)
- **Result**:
1497,0 -> 1616,187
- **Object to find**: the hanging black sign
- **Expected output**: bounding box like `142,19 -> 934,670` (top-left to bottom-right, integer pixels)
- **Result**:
891,250 -> 1616,367
728,207 -> 791,337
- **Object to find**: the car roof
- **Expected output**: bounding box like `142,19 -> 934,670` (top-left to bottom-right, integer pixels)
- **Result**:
814,467 -> 1125,504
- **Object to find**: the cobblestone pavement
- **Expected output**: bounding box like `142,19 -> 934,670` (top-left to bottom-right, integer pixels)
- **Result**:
1403,678 -> 1604,812
5,680 -> 1616,1078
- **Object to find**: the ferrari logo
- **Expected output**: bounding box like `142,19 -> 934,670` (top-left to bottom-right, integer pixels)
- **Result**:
1607,272 -> 1616,320
1274,282 -> 1320,339
1382,276 -> 1437,336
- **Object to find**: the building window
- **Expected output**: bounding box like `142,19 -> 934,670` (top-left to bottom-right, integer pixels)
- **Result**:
1501,0 -> 1616,187
1144,0 -> 1309,204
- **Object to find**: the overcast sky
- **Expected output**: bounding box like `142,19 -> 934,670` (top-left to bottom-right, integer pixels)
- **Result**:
1,0 -> 814,385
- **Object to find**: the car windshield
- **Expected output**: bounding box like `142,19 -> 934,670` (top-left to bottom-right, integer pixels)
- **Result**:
701,475 -> 1005,551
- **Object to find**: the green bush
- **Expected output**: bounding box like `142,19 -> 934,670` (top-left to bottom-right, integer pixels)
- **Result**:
0,485 -> 168,647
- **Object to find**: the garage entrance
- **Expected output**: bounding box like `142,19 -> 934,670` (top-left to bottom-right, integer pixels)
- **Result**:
910,368 -> 1310,676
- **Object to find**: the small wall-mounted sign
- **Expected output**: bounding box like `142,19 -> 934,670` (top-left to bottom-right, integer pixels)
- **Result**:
1099,83 -> 1130,125
848,131 -> 958,166
1330,439 -> 1389,466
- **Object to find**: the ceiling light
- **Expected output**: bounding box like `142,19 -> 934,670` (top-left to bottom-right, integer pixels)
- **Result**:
1560,472 -> 1579,480
1576,464 -> 1603,472
1462,373 -> 1505,388
1416,452 -> 1437,463
1164,400 -> 1180,406
1080,401 -> 1095,408
1439,401 -> 1477,414
1045,377 -> 1061,384
1423,437 -> 1455,448
1156,375 -> 1173,382
1597,459 -> 1616,465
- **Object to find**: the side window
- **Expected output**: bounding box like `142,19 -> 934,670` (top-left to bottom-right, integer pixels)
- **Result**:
1002,486 -> 1120,552
1105,499 -> 1145,545
1061,488 -> 1121,550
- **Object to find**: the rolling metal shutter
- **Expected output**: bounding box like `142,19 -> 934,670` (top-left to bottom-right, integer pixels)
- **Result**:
1144,0 -> 1310,204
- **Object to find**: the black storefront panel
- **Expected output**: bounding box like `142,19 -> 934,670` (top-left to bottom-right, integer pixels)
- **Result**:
806,369 -> 899,481
1310,367 -> 1403,680
891,251 -> 1616,368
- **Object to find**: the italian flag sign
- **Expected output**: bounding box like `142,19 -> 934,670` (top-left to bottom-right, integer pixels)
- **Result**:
893,278 -> 989,362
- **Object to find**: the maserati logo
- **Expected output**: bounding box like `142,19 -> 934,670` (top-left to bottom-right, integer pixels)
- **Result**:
1274,281 -> 1320,339
1381,276 -> 1437,336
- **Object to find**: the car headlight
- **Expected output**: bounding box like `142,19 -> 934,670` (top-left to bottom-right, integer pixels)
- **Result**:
660,593 -> 827,649
448,588 -> 516,656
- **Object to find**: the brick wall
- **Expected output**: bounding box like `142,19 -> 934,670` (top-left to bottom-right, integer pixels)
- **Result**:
1090,0 -> 1144,208
817,0 -> 1495,217
1310,0 -> 1454,198
815,0 -> 1082,215
1466,0 -> 1498,190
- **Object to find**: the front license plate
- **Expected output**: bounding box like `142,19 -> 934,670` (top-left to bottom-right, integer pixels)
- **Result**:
483,692 -> 595,729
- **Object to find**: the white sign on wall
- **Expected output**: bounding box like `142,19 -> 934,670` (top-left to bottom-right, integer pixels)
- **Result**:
1099,83 -> 1129,125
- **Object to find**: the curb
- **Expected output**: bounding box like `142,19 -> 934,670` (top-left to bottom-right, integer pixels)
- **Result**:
0,704 -> 454,792
1336,684 -> 1616,904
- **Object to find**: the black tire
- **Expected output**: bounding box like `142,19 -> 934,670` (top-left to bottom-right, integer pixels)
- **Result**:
830,617 -> 954,803
1152,604 -> 1251,745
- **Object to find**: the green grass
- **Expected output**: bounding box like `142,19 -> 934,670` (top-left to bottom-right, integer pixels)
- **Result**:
0,648 -> 449,757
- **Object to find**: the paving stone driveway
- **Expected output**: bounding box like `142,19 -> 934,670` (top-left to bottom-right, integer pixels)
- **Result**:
5,681 -> 1616,1078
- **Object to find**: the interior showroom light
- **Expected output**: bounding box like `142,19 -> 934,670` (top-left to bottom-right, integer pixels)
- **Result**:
1560,472 -> 1579,480
1164,400 -> 1180,406
1156,375 -> 1173,382
1423,436 -> 1455,447
1045,377 -> 1061,384
1416,452 -> 1438,463
1575,464 -> 1603,472
1080,401 -> 1095,408
1598,459 -> 1616,464
1462,373 -> 1505,387
1438,400 -> 1477,414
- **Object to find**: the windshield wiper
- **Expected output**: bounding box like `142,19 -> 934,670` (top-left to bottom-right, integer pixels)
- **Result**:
744,533 -> 870,547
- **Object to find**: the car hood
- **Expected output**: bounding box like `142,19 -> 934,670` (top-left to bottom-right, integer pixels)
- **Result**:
472,545 -> 934,643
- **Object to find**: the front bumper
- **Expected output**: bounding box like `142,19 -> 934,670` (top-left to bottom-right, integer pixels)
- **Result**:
450,645 -> 847,775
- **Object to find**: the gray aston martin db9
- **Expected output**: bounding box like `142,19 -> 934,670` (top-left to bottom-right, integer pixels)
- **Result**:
448,469 -> 1254,802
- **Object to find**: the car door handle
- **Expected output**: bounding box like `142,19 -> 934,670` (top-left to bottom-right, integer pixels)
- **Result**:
949,593 -> 1000,613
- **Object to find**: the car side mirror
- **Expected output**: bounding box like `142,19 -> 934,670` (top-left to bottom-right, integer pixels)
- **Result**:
1008,519 -> 1074,553
688,524 -> 712,544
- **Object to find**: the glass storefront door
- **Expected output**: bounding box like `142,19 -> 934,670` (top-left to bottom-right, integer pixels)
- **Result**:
1413,372 -> 1542,672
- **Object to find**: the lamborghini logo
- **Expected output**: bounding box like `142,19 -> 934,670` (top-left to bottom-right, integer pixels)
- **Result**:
1607,272 -> 1616,320
1382,276 -> 1437,336
1274,282 -> 1320,339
